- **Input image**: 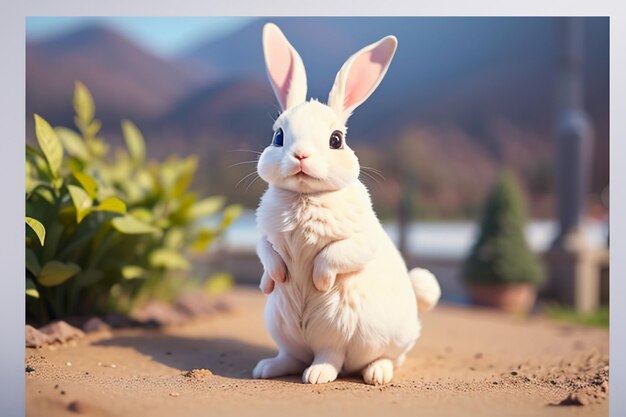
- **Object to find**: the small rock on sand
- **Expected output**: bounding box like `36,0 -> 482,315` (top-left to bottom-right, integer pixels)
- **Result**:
82,317 -> 111,333
102,312 -> 141,329
39,321 -> 85,344
133,301 -> 188,326
558,391 -> 590,406
183,369 -> 214,380
26,325 -> 52,348
67,400 -> 90,413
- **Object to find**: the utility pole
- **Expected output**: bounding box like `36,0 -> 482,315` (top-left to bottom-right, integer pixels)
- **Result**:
552,17 -> 594,249
548,17 -> 600,313
398,169 -> 415,261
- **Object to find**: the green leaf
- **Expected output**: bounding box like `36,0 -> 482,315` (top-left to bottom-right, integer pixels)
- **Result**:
188,196 -> 226,220
37,261 -> 80,287
164,228 -> 185,249
121,265 -> 145,280
149,248 -> 190,270
26,248 -> 41,276
221,204 -> 243,229
41,222 -> 64,265
26,145 -> 53,179
172,157 -> 198,197
25,143 -> 45,159
34,114 -> 63,178
159,161 -> 178,192
155,218 -> 171,229
26,278 -> 40,299
85,136 -> 107,157
52,177 -> 64,190
112,215 -> 160,235
192,228 -> 218,252
72,171 -> 97,199
129,208 -> 153,223
34,186 -> 55,205
95,197 -> 127,214
122,119 -> 146,165
67,184 -> 93,223
74,81 -> 95,125
56,127 -> 90,161
136,170 -> 153,190
85,121 -> 102,139
25,217 -> 46,246
204,273 -> 234,295
74,269 -> 105,288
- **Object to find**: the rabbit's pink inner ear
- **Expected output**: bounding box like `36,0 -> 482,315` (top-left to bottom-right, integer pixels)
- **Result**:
263,26 -> 302,110
342,38 -> 396,113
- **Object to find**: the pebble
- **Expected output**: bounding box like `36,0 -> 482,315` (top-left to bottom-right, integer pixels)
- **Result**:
67,400 -> 90,414
169,392 -> 180,397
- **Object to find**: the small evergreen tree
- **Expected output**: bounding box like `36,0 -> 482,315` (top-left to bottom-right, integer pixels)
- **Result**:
462,171 -> 545,286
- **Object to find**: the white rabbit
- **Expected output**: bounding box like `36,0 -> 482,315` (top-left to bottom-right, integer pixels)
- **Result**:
252,23 -> 441,385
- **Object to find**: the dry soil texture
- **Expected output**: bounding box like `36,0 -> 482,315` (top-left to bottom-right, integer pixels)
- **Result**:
26,288 -> 609,417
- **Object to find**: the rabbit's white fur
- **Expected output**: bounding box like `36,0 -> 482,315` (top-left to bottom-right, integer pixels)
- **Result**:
253,23 -> 441,385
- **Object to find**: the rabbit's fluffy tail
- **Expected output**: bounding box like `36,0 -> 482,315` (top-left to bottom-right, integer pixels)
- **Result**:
409,268 -> 441,313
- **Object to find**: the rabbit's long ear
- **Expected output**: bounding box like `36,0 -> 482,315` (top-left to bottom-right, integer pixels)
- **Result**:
328,36 -> 397,123
262,23 -> 307,111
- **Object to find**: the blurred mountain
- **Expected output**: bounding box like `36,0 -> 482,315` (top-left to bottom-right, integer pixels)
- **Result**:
183,17 -> 608,143
26,25 -> 215,136
26,18 -> 609,218
183,17 -> 609,200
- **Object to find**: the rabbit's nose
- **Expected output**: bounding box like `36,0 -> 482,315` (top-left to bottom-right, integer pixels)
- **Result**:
294,153 -> 309,160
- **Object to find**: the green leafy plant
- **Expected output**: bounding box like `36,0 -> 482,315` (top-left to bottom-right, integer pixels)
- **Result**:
462,170 -> 545,286
26,82 -> 241,324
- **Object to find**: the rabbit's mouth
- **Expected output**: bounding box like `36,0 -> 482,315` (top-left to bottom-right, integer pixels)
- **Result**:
293,169 -> 321,181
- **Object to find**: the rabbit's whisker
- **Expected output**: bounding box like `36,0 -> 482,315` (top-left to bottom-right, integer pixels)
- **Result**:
235,171 -> 259,189
229,160 -> 259,168
360,171 -> 381,185
361,166 -> 385,179
229,149 -> 263,155
245,175 -> 261,192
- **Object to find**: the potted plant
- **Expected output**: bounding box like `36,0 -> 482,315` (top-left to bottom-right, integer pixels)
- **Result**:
462,170 -> 545,314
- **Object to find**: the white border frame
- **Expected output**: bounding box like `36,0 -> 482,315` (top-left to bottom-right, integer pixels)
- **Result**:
2,2 -> 624,416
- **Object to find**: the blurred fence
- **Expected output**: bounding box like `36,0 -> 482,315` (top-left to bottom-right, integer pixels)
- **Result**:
194,211 -> 608,306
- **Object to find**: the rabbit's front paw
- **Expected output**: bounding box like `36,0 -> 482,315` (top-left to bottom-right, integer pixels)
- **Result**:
302,364 -> 338,384
362,358 -> 394,385
253,354 -> 306,379
312,262 -> 336,292
263,258 -> 287,284
259,272 -> 275,294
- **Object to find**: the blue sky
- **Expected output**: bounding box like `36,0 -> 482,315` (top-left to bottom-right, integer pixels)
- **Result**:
26,16 -> 255,56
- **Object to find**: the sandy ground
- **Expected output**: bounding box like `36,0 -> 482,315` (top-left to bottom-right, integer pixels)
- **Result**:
26,288 -> 609,417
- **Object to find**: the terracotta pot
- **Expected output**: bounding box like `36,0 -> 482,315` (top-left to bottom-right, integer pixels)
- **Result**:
468,283 -> 537,314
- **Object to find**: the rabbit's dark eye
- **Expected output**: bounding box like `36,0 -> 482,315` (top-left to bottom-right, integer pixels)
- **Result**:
329,130 -> 344,149
272,128 -> 284,147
